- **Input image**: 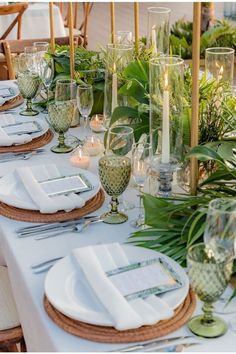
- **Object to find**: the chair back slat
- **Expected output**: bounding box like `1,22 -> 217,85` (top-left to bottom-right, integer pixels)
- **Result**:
0,36 -> 83,80
0,3 -> 28,40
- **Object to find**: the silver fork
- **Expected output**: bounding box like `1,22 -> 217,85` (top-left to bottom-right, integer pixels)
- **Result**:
34,218 -> 104,240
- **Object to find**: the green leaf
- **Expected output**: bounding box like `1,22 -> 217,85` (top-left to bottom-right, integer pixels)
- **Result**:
110,106 -> 139,126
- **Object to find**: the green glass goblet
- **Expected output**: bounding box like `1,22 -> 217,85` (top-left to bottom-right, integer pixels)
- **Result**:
48,101 -> 75,153
98,155 -> 131,224
187,243 -> 233,338
17,71 -> 40,116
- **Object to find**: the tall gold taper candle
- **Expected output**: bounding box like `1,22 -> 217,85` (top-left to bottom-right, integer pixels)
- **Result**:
68,2 -> 75,79
190,2 -> 201,196
49,2 -> 55,53
134,2 -> 139,50
110,2 -> 115,44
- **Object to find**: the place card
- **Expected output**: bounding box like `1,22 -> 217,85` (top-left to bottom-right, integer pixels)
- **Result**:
106,258 -> 182,301
0,87 -> 15,98
39,174 -> 93,197
2,122 -> 42,136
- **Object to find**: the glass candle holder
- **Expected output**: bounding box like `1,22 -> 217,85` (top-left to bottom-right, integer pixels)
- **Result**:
205,47 -> 235,85
89,114 -> 106,133
103,44 -> 133,126
70,147 -> 90,169
83,135 -> 104,156
149,56 -> 184,196
115,31 -> 133,45
147,7 -> 171,56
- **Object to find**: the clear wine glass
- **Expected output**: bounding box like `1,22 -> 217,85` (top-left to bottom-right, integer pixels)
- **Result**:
130,143 -> 151,228
77,84 -> 94,133
38,58 -> 54,107
204,198 -> 236,314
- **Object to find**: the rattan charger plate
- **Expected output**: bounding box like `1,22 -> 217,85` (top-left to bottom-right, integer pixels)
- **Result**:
0,95 -> 24,112
44,288 -> 196,343
0,129 -> 53,153
0,189 -> 105,223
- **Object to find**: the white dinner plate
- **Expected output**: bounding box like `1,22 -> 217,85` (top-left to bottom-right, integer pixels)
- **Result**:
0,82 -> 19,106
0,163 -> 101,210
45,244 -> 189,327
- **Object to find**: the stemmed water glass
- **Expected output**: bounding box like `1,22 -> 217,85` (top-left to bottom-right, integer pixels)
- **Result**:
106,125 -> 135,211
187,243 -> 233,338
130,143 -> 151,228
47,100 -> 75,153
77,84 -> 94,133
16,54 -> 40,116
98,155 -> 131,224
204,198 -> 236,314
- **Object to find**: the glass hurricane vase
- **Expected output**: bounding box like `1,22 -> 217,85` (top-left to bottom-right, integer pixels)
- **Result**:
103,44 -> 133,126
149,56 -> 184,197
98,155 -> 131,224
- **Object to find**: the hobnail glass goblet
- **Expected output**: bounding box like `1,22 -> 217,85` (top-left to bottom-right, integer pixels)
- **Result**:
187,243 -> 233,338
98,155 -> 131,224
48,101 -> 75,153
17,71 -> 40,116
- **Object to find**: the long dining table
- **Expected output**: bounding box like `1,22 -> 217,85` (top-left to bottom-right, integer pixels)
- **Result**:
0,82 -> 236,352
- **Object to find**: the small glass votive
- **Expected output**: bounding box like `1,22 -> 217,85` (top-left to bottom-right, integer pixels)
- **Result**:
89,114 -> 106,133
83,135 -> 104,156
205,47 -> 235,85
70,147 -> 90,169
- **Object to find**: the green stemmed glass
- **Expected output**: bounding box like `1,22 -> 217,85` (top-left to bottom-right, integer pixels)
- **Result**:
48,101 -> 75,153
98,155 -> 131,224
17,71 -> 40,116
187,243 -> 233,338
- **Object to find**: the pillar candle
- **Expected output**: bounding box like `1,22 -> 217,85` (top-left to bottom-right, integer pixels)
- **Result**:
161,72 -> 170,164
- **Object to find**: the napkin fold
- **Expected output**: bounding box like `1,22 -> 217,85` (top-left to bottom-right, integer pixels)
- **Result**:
0,114 -> 32,146
16,164 -> 85,213
72,243 -> 174,331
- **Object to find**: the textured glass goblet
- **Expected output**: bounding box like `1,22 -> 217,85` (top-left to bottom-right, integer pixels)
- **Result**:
204,198 -> 236,314
17,71 -> 40,116
48,101 -> 75,153
98,155 -> 131,224
187,243 -> 233,338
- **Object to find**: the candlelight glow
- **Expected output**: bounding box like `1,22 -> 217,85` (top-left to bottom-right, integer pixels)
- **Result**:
164,72 -> 168,90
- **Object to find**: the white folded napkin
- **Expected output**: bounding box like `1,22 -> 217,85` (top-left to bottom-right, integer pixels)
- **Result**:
72,243 -> 174,331
0,114 -> 32,146
16,164 -> 85,213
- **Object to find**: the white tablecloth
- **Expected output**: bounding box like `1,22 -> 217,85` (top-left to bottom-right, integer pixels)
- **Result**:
0,82 -> 236,351
0,3 -> 66,40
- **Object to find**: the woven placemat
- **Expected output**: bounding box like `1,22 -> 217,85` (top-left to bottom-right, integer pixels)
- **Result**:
44,288 -> 196,343
0,95 -> 24,112
0,129 -> 53,153
0,189 -> 105,223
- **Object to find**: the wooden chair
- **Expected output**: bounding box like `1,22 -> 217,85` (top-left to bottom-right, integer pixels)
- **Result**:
58,2 -> 93,48
0,3 -> 28,40
0,266 -> 26,352
0,36 -> 83,80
